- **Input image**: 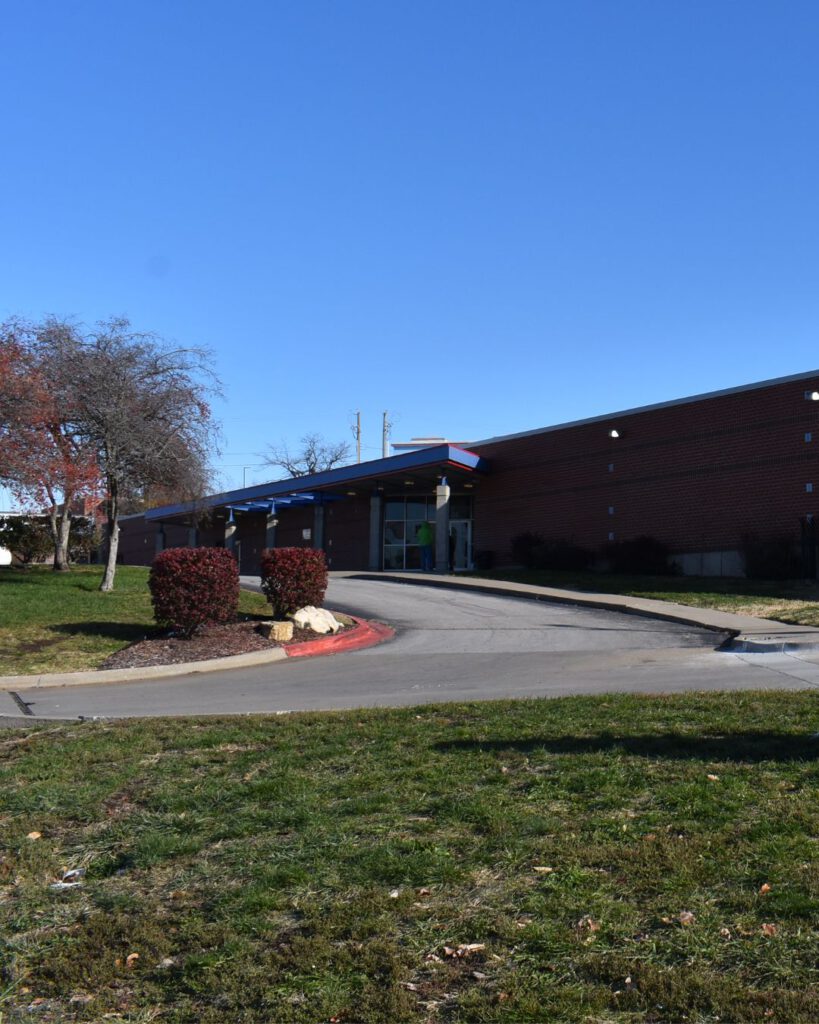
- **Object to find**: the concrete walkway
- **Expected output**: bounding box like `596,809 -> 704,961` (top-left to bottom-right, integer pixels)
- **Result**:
338,571 -> 819,652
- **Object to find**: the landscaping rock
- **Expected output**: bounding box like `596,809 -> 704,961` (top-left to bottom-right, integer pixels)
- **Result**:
292,606 -> 342,634
259,620 -> 294,642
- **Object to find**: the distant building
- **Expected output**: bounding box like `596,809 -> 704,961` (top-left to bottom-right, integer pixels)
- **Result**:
391,437 -> 474,453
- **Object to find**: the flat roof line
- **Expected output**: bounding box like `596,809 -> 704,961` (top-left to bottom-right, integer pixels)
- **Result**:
470,368 -> 819,448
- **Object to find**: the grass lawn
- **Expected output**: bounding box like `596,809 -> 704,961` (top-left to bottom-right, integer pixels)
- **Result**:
0,566 -> 271,676
1,692 -> 818,1022
471,568 -> 819,627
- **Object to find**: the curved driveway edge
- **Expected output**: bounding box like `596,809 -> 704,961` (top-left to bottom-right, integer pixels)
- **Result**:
342,571 -> 819,652
0,615 -> 394,692
287,618 -> 394,658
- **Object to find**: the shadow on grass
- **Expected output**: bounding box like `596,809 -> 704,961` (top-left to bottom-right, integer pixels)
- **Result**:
435,732 -> 819,763
0,569 -> 44,585
51,621 -> 155,643
0,569 -> 108,592
468,569 -> 819,600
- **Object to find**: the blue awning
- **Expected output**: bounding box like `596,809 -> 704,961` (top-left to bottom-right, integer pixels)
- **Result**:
145,444 -> 486,521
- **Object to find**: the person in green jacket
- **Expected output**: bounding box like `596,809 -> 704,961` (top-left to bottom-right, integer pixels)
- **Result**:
417,520 -> 434,571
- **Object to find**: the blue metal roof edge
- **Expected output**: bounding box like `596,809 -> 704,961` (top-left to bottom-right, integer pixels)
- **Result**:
145,444 -> 485,520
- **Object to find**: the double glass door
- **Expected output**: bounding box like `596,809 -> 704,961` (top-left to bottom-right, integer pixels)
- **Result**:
383,498 -> 433,570
383,496 -> 473,570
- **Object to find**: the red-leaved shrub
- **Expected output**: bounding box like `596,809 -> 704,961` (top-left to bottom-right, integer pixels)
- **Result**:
260,547 -> 328,618
149,546 -> 239,637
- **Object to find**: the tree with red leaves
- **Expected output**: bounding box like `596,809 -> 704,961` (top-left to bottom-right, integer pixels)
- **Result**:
1,317 -> 218,589
0,320 -> 100,571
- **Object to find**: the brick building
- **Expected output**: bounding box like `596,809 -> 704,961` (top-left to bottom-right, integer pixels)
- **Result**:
118,370 -> 819,578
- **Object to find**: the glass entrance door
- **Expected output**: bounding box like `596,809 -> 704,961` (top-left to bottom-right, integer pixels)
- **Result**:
449,519 -> 472,570
383,497 -> 434,570
383,496 -> 473,570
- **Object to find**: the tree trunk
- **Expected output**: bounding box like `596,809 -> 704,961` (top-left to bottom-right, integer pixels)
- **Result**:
54,509 -> 72,571
46,499 -> 72,572
47,504 -> 59,567
100,486 -> 119,592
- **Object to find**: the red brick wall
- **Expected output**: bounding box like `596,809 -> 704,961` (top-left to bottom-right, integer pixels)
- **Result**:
274,507 -> 315,549
234,513 -> 266,575
471,377 -> 819,564
325,495 -> 370,570
117,519 -> 192,566
119,518 -> 226,567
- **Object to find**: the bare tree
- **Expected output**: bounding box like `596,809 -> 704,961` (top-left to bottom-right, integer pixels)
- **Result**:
46,319 -> 220,591
262,433 -> 351,478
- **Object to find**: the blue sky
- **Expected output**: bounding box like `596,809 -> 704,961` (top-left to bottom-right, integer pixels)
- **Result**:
2,0 -> 818,503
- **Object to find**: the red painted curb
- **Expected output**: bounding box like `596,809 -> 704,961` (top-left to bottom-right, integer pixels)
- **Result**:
284,616 -> 395,659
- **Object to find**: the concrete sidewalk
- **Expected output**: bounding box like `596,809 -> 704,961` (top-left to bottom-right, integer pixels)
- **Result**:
340,571 -> 819,652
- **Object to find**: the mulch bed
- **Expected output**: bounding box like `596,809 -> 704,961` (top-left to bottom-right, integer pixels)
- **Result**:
98,618 -> 333,671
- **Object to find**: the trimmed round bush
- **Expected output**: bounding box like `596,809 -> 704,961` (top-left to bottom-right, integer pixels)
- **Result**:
149,546 -> 239,637
260,547 -> 328,619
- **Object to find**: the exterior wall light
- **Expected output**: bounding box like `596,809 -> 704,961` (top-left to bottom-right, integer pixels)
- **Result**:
805,391 -> 819,401
608,429 -> 620,438
403,479 -> 414,485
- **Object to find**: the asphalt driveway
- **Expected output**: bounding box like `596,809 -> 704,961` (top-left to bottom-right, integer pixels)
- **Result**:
3,577 -> 819,720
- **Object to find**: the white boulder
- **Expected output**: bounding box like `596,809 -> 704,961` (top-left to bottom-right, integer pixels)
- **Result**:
291,606 -> 342,635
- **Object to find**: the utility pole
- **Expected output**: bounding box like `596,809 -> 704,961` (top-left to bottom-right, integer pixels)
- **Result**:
382,411 -> 391,458
356,411 -> 361,464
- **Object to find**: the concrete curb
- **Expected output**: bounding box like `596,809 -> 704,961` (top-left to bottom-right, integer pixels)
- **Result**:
344,572 -> 819,652
0,614 -> 393,692
0,648 -> 288,691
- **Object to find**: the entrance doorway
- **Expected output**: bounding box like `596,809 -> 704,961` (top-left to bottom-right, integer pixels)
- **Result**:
382,495 -> 473,570
450,519 -> 473,570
